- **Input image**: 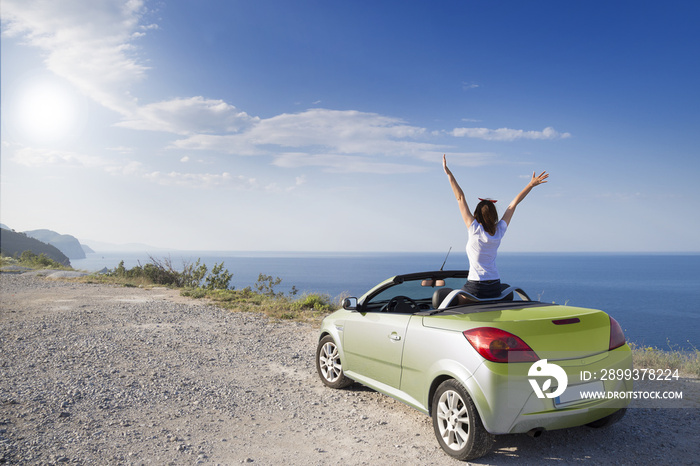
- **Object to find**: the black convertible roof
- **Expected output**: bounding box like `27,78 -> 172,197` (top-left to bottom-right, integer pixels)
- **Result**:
391,270 -> 469,284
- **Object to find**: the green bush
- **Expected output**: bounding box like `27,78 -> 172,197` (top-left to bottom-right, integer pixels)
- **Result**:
108,256 -> 233,289
181,288 -> 208,299
292,293 -> 333,312
254,273 -> 283,297
204,262 -> 233,290
254,273 -> 298,297
143,261 -> 180,286
181,259 -> 208,288
17,251 -> 67,269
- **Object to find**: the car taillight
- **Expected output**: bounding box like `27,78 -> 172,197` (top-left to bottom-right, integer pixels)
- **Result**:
463,327 -> 539,363
609,316 -> 626,350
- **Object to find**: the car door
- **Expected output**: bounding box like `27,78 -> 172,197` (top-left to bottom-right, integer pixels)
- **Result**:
342,311 -> 412,389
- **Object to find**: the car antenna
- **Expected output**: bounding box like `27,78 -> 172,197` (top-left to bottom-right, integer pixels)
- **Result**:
439,247 -> 452,271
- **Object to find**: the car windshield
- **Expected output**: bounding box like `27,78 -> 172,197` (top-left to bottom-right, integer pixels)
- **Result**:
365,276 -> 467,311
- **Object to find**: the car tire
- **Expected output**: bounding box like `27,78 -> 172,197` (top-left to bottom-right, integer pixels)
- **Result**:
586,408 -> 627,428
316,335 -> 353,389
431,379 -> 494,461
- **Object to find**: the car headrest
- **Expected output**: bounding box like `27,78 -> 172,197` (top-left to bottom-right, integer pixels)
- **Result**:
432,288 -> 454,309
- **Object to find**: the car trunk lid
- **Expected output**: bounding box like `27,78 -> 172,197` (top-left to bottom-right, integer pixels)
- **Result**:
422,304 -> 613,359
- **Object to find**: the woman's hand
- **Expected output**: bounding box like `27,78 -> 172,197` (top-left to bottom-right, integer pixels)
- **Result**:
442,154 -> 451,175
529,171 -> 549,187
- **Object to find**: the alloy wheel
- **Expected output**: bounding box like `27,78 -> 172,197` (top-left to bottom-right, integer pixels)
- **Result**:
436,389 -> 470,450
318,341 -> 342,383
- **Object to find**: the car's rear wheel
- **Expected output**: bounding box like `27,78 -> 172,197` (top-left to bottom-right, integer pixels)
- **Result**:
432,379 -> 494,461
316,335 -> 353,389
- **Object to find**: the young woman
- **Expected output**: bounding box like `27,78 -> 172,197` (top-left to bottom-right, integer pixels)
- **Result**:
443,155 -> 549,299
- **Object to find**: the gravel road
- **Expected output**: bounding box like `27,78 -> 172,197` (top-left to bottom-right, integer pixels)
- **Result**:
1,272 -> 698,465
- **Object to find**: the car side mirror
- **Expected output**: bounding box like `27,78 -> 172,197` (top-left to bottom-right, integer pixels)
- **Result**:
342,297 -> 358,310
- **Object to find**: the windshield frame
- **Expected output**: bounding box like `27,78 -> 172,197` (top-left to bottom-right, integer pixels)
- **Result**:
358,270 -> 469,313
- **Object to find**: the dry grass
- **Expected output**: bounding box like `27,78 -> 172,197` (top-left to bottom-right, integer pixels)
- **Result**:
181,287 -> 336,323
629,342 -> 700,378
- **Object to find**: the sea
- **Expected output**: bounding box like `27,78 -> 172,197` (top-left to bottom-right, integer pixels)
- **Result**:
71,251 -> 700,351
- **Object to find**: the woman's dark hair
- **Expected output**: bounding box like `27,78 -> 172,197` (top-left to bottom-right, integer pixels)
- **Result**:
475,200 -> 499,236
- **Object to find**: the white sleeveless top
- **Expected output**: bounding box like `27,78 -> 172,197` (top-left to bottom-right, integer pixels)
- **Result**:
466,219 -> 507,281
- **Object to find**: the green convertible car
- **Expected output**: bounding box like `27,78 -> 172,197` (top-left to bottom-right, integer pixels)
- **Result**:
316,270 -> 632,461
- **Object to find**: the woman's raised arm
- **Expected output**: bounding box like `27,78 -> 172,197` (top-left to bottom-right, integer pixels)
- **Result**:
443,155 -> 474,227
501,171 -> 549,226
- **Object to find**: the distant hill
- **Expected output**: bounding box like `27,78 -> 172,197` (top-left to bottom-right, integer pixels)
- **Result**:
24,229 -> 88,260
0,225 -> 156,256
0,228 -> 71,266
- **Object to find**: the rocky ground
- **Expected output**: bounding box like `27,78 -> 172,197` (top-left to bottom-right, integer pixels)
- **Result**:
0,272 -> 698,465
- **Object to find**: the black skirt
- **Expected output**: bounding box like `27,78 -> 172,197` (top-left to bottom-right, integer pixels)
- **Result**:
462,279 -> 501,299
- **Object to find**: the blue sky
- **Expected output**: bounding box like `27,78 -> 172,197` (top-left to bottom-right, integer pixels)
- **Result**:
1,0 -> 698,252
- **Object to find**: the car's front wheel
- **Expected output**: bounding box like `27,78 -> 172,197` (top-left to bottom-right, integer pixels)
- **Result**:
316,335 -> 353,389
432,379 -> 494,461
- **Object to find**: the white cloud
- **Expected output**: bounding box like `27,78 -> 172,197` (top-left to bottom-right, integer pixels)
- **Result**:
247,109 -> 427,152
8,144 -> 255,189
169,133 -> 261,156
12,146 -> 108,168
452,126 -> 571,141
11,145 -> 149,178
115,97 -> 259,135
106,146 -> 135,154
2,0 -> 149,115
143,171 -> 257,189
104,160 -> 144,176
263,177 -> 309,193
272,152 -> 428,174
171,108 -> 446,160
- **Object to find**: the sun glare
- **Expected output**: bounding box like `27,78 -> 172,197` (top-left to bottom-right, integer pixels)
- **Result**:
14,77 -> 83,144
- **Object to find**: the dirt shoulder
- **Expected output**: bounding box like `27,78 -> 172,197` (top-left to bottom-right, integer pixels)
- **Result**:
1,273 -> 698,465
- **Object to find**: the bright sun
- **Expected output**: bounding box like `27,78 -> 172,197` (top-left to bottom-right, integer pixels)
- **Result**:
15,77 -> 83,144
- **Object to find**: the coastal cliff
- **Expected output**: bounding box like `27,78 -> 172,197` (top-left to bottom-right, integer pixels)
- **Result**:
24,229 -> 90,259
0,228 -> 71,266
